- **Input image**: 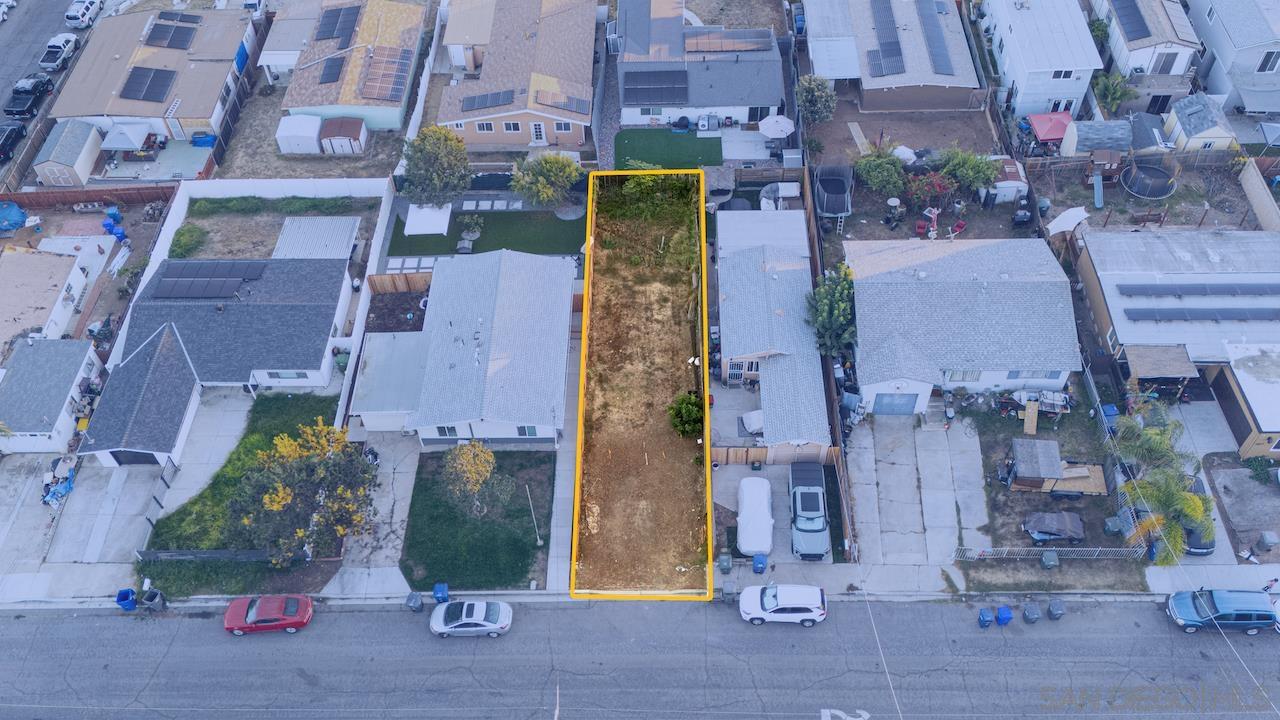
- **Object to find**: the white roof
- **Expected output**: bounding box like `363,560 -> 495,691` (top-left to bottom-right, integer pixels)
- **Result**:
850,0 -> 979,90
272,216 -> 359,259
805,0 -> 860,80
715,209 -> 810,258
1227,344 -> 1280,431
350,331 -> 430,415
101,124 -> 150,152
404,204 -> 452,235
987,0 -> 1101,72
735,476 -> 774,555
275,114 -> 322,140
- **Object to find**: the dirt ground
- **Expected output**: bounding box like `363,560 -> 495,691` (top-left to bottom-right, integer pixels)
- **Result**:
684,0 -> 787,32
182,206 -> 379,261
215,86 -> 403,180
986,488 -> 1127,550
1205,454 -> 1280,565
365,291 -> 427,333
808,94 -> 1001,163
1033,163 -> 1255,230
574,196 -> 708,594
962,559 -> 1149,593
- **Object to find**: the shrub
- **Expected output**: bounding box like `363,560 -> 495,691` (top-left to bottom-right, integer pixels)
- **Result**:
806,265 -> 856,357
401,126 -> 471,207
854,150 -> 907,196
940,148 -> 999,192
187,196 -> 267,217
797,75 -> 836,125
273,197 -> 355,215
456,214 -> 484,235
906,171 -> 958,209
667,392 -> 704,439
1244,456 -> 1275,484
169,224 -> 209,258
511,154 -> 584,207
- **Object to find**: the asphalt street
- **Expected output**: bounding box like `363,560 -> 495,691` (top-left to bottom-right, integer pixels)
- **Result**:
1,599 -> 1279,719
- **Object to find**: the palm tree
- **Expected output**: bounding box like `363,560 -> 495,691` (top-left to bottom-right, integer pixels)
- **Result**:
1123,467 -> 1214,564
1092,72 -> 1139,114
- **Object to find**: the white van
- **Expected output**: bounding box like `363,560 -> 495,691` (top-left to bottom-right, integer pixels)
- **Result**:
736,476 -> 774,557
65,0 -> 102,29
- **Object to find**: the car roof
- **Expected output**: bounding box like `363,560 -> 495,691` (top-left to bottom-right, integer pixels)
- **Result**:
1210,590 -> 1274,612
774,584 -> 822,605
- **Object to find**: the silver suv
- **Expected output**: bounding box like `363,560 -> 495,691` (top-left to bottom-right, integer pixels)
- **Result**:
789,462 -> 830,560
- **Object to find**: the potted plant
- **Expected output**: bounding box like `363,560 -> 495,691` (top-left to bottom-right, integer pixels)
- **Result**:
458,214 -> 483,242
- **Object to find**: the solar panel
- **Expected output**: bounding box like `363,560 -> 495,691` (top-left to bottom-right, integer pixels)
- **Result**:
914,0 -> 955,76
360,47 -> 413,102
153,277 -> 245,299
147,23 -> 197,49
1125,307 -> 1280,322
683,28 -> 772,53
158,10 -> 181,20
120,67 -> 175,102
178,13 -> 201,24
163,260 -> 267,280
621,70 -> 688,105
1116,283 -> 1280,297
534,90 -> 590,115
315,5 -> 359,47
319,56 -> 346,85
1113,0 -> 1152,42
169,25 -> 196,49
867,0 -> 905,78
460,89 -> 516,112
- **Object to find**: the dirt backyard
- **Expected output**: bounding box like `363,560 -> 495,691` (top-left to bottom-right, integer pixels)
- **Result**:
807,98 -> 1000,163
685,0 -> 786,32
178,203 -> 379,263
573,173 -> 709,595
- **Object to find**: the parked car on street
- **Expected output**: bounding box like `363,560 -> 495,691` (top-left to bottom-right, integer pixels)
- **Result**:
4,73 -> 54,120
739,584 -> 827,627
1166,589 -> 1277,635
429,600 -> 513,638
223,595 -> 314,636
64,0 -> 102,29
1022,511 -> 1085,545
39,33 -> 80,72
789,462 -> 830,561
0,122 -> 26,163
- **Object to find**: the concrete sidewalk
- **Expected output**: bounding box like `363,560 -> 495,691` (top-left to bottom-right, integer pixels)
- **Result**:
545,334 -> 581,593
1146,562 -> 1280,595
158,387 -> 251,517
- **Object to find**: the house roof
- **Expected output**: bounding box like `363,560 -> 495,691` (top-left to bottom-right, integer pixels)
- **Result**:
0,247 -> 79,348
410,250 -> 575,429
1082,229 -> 1280,362
718,245 -> 829,446
437,0 -> 596,123
34,120 -> 98,168
1226,343 -> 1280,431
349,331 -> 430,416
1130,112 -> 1169,150
442,0 -> 496,46
1124,344 -> 1197,378
986,0 -> 1101,73
282,0 -> 426,113
122,258 -> 348,383
0,339 -> 91,434
50,9 -> 253,121
846,238 -> 1081,386
1109,0 -> 1200,50
849,0 -> 979,91
616,0 -> 784,108
271,216 -> 360,259
714,209 -> 810,258
1203,0 -> 1280,50
1172,93 -> 1230,138
1012,438 -> 1063,480
81,324 -> 198,455
804,0 -> 859,80
261,0 -> 322,55
1072,120 -> 1133,153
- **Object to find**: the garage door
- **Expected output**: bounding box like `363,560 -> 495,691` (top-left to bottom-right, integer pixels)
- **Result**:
110,450 -> 161,466
873,393 -> 918,415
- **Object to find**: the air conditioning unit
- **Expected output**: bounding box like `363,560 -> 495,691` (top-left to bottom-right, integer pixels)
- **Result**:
1132,67 -> 1146,74
605,21 -> 620,54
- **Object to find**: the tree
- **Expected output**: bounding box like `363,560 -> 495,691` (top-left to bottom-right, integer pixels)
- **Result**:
667,392 -> 704,439
511,154 -> 584,207
441,440 -> 513,517
797,75 -> 837,125
1088,18 -> 1109,52
806,265 -> 856,357
940,148 -> 999,192
906,171 -> 958,209
1123,467 -> 1213,565
854,150 -> 907,196
402,126 -> 471,207
1092,72 -> 1138,114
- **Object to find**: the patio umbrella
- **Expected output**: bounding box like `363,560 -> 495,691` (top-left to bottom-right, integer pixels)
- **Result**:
757,114 -> 795,139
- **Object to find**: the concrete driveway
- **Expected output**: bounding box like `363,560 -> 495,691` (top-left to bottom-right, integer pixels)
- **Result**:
712,464 -> 834,565
1170,401 -> 1241,565
158,387 -> 251,517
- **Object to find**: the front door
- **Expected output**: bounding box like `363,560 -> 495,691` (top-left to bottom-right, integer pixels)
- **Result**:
530,122 -> 546,145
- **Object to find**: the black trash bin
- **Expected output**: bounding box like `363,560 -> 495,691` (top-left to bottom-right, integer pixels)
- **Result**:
140,589 -> 166,611
404,592 -> 425,613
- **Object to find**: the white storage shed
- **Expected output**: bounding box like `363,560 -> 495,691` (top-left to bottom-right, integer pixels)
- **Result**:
33,120 -> 102,187
275,114 -> 322,155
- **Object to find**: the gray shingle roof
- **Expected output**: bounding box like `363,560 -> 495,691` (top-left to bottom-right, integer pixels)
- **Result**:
718,245 -> 829,446
0,339 -> 91,433
123,258 -> 348,384
271,216 -> 360,259
1204,0 -> 1280,50
1130,112 -> 1168,150
33,120 -> 97,168
847,239 -> 1082,386
410,250 -> 575,429
1074,120 -> 1132,152
81,324 -> 197,455
1172,93 -> 1229,138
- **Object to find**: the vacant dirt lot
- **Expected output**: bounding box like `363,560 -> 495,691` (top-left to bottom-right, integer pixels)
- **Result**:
808,96 -> 1000,163
1205,454 -> 1280,564
685,0 -> 786,32
574,177 -> 709,595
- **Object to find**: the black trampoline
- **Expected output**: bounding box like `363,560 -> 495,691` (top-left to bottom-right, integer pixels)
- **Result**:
1120,158 -> 1179,201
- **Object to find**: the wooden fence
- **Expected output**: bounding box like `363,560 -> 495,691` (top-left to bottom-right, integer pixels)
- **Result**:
1023,148 -> 1242,174
0,184 -> 177,209
367,272 -> 431,294
735,167 -> 804,185
954,546 -> 1144,561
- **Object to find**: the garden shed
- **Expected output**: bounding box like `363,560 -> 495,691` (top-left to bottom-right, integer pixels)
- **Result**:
275,114 -> 322,154
979,155 -> 1028,205
34,120 -> 101,187
319,117 -> 368,155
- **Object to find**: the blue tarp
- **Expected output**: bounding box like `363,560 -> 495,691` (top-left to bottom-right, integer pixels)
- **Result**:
0,201 -> 26,232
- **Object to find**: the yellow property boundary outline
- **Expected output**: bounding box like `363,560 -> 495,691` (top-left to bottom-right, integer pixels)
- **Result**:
569,169 -> 714,601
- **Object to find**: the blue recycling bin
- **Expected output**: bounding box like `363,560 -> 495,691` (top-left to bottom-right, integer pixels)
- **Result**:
1101,404 -> 1120,434
101,219 -> 115,234
112,227 -> 128,243
432,582 -> 449,604
995,605 -> 1013,626
977,607 -> 994,628
115,588 -> 137,612
106,206 -> 123,223
752,553 -> 767,574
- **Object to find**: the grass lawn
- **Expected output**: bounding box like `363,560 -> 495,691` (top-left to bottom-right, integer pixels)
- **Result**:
614,129 -> 723,169
400,451 -> 555,590
137,559 -> 342,598
387,211 -> 586,257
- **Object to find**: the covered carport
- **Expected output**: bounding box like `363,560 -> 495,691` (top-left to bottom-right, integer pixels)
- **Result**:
1121,344 -> 1199,400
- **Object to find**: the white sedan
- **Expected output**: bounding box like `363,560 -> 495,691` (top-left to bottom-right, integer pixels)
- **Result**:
739,584 -> 828,627
429,600 -> 513,638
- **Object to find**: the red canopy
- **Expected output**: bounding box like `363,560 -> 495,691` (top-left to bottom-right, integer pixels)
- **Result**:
1028,112 -> 1072,143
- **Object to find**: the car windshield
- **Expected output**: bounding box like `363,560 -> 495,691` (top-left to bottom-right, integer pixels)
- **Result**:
761,586 -> 779,611
244,598 -> 259,624
796,514 -> 826,532
443,602 -> 464,625
483,603 -> 500,624
1191,591 -> 1217,620
284,598 -> 299,616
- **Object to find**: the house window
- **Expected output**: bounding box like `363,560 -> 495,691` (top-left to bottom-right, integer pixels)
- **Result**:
554,121 -> 571,133
948,370 -> 982,383
503,121 -> 521,133
1205,5 -> 1215,23
1050,98 -> 1074,113
1007,371 -> 1062,380
452,122 -> 464,129
437,425 -> 458,437
746,360 -> 760,373
1106,327 -> 1118,353
997,38 -> 1005,55
219,81 -> 234,107
1259,51 -> 1280,74
517,425 -> 537,437
1271,436 -> 1280,452
727,361 -> 744,382
476,122 -> 494,133
266,371 -> 309,380
748,106 -> 771,122
1201,140 -> 1216,150
1052,70 -> 1073,80
640,107 -> 663,116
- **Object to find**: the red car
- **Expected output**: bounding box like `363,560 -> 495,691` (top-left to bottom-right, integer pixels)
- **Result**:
223,595 -> 313,636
